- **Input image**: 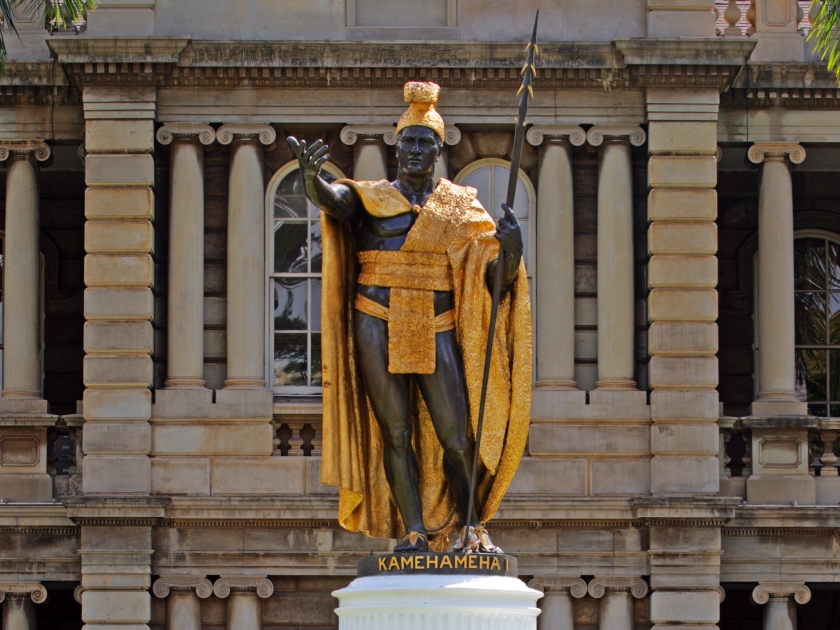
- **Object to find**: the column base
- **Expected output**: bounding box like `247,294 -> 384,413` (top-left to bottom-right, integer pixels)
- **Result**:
0,397 -> 48,414
223,379 -> 267,389
535,379 -> 578,390
594,378 -> 637,391
164,378 -> 207,389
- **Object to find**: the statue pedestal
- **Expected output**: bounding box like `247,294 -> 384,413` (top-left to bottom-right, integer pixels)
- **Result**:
333,553 -> 542,629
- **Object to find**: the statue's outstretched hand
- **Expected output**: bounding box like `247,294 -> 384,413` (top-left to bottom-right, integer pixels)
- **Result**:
287,136 -> 330,184
495,204 -> 523,259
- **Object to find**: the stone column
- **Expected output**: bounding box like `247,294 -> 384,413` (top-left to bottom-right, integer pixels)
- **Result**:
213,576 -> 274,630
0,141 -> 50,411
340,125 -> 395,181
156,125 -> 215,389
588,577 -> 648,630
527,576 -> 587,630
0,583 -> 47,630
587,126 -> 646,392
752,583 -> 811,630
152,576 -> 213,630
82,85 -> 156,494
748,143 -> 807,416
216,125 -> 276,389
526,125 -> 586,394
433,126 -> 461,183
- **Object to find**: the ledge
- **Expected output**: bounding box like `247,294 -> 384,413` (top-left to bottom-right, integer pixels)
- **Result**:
47,37 -> 189,64
0,503 -> 76,528
0,414 -> 59,427
614,38 -> 756,66
63,496 -> 170,522
740,415 -> 819,429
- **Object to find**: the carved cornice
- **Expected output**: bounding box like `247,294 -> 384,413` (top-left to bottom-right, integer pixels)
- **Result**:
588,576 -> 649,599
586,126 -> 646,147
0,140 -> 51,162
527,576 -> 587,597
156,123 -> 215,146
213,576 -> 274,599
47,38 -> 190,65
526,125 -> 586,147
614,39 -> 755,66
747,142 -> 806,165
215,124 -> 276,146
153,576 -> 213,599
0,582 -> 47,604
752,582 -> 811,605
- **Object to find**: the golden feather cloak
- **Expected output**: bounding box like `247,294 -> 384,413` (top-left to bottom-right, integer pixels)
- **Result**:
319,178 -> 532,549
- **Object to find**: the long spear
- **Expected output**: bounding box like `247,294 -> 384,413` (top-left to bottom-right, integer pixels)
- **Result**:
464,4 -> 539,549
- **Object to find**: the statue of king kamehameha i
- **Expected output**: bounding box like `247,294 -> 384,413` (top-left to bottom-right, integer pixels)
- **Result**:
287,82 -> 532,553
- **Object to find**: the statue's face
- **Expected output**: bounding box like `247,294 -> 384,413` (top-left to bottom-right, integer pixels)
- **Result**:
396,126 -> 441,179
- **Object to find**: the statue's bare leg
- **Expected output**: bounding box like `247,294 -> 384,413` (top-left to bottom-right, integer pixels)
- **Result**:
354,311 -> 427,547
415,330 -> 479,530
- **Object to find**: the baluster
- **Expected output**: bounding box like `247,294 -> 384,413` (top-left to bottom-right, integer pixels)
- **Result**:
715,4 -> 721,35
746,0 -> 756,35
742,431 -> 753,477
287,421 -> 304,456
310,422 -> 322,457
820,430 -> 838,476
809,0 -> 822,27
797,1 -> 805,33
270,418 -> 281,456
724,0 -> 743,36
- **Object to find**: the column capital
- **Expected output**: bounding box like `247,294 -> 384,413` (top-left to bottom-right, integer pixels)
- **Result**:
215,124 -> 276,146
748,142 -> 806,165
0,139 -> 50,162
0,581 -> 47,604
587,576 -> 649,599
213,575 -> 274,599
156,124 -> 215,146
340,123 -> 461,146
526,125 -> 586,147
153,576 -> 213,599
752,582 -> 811,605
587,125 -> 646,147
527,576 -> 587,597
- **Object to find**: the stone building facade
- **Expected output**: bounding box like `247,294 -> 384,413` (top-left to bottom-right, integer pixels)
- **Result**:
0,0 -> 837,628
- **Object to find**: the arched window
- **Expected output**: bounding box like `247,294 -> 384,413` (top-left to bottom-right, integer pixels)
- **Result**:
794,232 -> 840,418
453,158 -> 535,274
266,161 -> 345,394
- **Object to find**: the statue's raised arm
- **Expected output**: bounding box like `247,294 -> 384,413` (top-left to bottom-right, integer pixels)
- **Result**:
286,136 -> 360,223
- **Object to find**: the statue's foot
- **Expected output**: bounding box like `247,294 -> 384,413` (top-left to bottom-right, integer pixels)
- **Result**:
394,531 -> 429,553
450,525 -> 504,554
476,526 -> 504,554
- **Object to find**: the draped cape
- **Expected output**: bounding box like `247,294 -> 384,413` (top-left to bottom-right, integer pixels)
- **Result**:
319,177 -> 532,549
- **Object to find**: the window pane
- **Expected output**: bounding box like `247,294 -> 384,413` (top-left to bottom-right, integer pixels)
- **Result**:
809,403 -> 827,418
794,238 -> 826,290
831,350 -> 840,402
275,171 -> 308,219
829,241 -> 840,290
461,166 -> 491,212
796,348 -> 827,403
311,332 -> 322,386
491,165 -> 528,219
274,221 -> 308,273
311,279 -> 322,331
831,404 -> 840,418
830,293 -> 840,345
274,278 -> 307,331
274,333 -> 308,386
310,219 -> 322,273
795,291 -> 827,344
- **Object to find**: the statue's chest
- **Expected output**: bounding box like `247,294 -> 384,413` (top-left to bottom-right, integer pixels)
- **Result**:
363,212 -> 418,240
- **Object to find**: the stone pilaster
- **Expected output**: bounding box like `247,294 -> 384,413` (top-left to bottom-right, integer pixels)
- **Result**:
527,576 -> 587,630
153,576 -> 213,630
527,125 -> 586,400
748,143 -> 807,417
646,88 -> 721,495
0,141 -> 50,412
588,577 -> 649,630
588,126 -> 646,397
752,583 -> 811,630
0,582 -> 47,630
157,124 -> 215,390
214,576 -> 274,630
216,124 -> 276,390
82,85 -> 156,494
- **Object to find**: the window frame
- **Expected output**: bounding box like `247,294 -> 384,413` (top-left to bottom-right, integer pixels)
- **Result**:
264,160 -> 346,396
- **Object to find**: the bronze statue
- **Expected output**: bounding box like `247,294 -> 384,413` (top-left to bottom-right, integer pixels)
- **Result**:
288,82 -> 532,553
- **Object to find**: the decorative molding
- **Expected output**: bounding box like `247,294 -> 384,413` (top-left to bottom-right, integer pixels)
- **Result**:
340,124 -> 397,146
0,140 -> 51,162
74,585 -> 83,604
0,582 -> 47,604
492,520 -> 638,529
586,125 -> 646,147
723,527 -> 839,537
587,576 -> 649,599
153,576 -> 213,599
166,519 -> 338,529
752,582 -> 811,605
215,124 -> 276,146
526,125 -> 586,147
527,576 -> 587,598
715,145 -> 723,162
443,125 -> 461,146
747,142 -> 806,165
213,576 -> 274,599
156,123 -> 215,146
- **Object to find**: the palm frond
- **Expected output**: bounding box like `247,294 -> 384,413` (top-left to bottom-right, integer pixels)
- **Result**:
808,0 -> 840,85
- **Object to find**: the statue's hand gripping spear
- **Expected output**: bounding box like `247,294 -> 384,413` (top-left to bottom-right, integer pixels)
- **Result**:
463,4 -> 539,552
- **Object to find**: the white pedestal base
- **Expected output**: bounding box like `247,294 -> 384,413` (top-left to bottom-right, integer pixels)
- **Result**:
334,574 -> 542,629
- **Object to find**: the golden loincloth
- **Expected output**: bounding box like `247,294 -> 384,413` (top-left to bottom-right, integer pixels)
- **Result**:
354,293 -> 455,333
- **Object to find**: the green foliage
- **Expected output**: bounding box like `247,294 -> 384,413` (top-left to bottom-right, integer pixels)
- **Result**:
809,0 -> 840,84
0,0 -> 96,72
